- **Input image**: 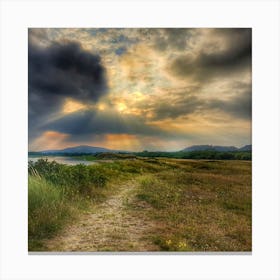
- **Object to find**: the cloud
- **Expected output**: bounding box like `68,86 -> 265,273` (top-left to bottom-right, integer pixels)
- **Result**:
150,94 -> 202,120
29,41 -> 107,102
206,88 -> 252,120
28,28 -> 50,47
152,28 -> 195,51
30,131 -> 70,151
133,83 -> 251,121
28,40 -> 108,141
43,109 -> 173,142
133,28 -> 195,52
28,28 -> 252,150
169,28 -> 251,81
115,46 -> 127,56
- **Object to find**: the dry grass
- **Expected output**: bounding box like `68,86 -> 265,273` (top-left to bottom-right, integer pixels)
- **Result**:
127,159 -> 252,251
29,158 -> 251,252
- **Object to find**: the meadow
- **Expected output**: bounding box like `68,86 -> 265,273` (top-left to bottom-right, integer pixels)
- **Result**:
28,157 -> 251,252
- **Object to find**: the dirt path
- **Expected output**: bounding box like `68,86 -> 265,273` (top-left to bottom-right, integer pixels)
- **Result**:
45,180 -> 159,252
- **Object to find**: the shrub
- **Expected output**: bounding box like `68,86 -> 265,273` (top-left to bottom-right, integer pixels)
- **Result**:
28,159 -> 108,195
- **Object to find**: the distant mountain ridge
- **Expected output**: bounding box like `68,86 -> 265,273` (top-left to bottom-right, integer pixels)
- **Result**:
38,145 -> 125,155
238,145 -> 252,151
182,144 -> 251,152
29,144 -> 252,155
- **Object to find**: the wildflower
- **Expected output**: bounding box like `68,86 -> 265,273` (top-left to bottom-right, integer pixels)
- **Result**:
166,239 -> 172,246
178,241 -> 187,248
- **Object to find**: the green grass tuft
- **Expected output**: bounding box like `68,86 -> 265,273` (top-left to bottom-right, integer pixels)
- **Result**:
28,176 -> 75,250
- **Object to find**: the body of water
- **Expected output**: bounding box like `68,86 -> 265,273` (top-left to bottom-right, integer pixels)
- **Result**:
28,156 -> 96,166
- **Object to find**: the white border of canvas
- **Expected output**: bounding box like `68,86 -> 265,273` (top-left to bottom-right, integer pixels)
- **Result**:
0,0 -> 279,279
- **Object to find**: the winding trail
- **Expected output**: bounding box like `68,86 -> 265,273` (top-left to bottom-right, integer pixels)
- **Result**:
45,180 -> 159,252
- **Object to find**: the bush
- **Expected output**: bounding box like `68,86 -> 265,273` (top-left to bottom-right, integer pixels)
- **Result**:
28,159 -> 108,195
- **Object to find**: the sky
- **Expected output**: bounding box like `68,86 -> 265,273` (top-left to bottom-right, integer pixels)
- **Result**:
28,28 -> 252,152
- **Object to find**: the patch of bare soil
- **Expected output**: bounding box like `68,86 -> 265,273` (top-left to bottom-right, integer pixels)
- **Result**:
45,181 -> 159,252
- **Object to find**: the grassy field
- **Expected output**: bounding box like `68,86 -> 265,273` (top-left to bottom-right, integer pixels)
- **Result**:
129,159 -> 251,251
28,158 -> 251,252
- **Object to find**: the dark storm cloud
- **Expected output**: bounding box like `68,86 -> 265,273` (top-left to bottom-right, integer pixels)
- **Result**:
29,41 -> 107,101
200,29 -> 251,69
206,89 -> 252,120
170,28 -> 251,81
44,109 -> 172,141
28,40 -> 108,140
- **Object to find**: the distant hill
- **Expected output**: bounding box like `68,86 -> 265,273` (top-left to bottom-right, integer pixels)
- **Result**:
34,145 -> 127,155
182,145 -> 238,152
182,144 -> 252,152
29,144 -> 252,156
238,145 -> 252,151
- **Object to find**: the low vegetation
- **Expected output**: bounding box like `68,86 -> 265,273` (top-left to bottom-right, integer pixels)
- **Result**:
29,150 -> 252,161
28,158 -> 251,251
73,153 -> 137,161
129,159 -> 251,251
28,158 -> 161,250
28,176 -> 79,250
134,150 -> 252,160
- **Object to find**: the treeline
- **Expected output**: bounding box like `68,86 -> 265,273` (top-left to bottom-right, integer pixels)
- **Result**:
134,150 -> 252,160
29,150 -> 252,160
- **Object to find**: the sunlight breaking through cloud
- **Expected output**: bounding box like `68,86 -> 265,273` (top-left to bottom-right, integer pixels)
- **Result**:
28,28 -> 251,151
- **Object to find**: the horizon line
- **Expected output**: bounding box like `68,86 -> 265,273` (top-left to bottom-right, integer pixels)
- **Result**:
28,143 -> 252,153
